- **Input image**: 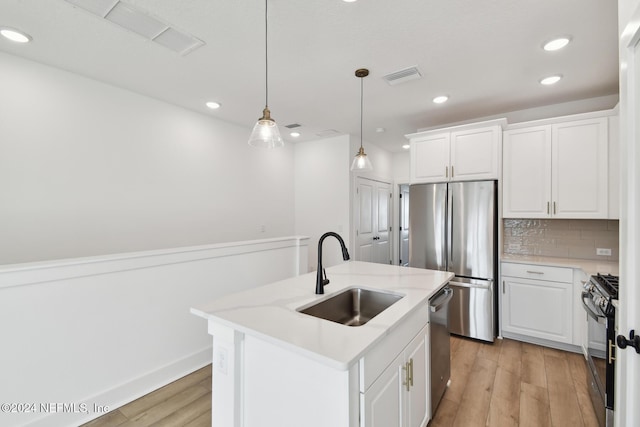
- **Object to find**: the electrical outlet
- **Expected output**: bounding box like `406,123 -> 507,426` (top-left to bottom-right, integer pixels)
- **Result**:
596,248 -> 612,256
214,347 -> 228,375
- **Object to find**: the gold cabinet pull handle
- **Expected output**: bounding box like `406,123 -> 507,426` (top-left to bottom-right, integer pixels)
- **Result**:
451,166 -> 454,177
445,166 -> 448,178
553,202 -> 557,215
547,202 -> 550,214
402,362 -> 410,391
409,358 -> 414,387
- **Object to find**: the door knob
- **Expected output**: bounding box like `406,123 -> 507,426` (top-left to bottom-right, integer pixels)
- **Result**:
617,329 -> 640,354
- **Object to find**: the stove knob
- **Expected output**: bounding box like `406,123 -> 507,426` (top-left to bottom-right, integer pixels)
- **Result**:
593,295 -> 605,309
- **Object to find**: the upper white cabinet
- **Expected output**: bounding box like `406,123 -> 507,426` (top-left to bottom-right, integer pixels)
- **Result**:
503,116 -> 609,219
408,119 -> 505,184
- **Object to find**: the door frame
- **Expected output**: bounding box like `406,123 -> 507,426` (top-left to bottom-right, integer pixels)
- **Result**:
616,3 -> 640,425
398,183 -> 410,266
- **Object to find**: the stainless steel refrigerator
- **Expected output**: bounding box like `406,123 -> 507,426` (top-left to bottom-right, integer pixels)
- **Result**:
409,180 -> 497,342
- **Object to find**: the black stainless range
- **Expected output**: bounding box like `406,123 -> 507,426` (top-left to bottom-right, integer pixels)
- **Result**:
581,273 -> 618,427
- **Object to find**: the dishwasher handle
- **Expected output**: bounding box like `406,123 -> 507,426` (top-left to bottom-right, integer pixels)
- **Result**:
430,287 -> 454,313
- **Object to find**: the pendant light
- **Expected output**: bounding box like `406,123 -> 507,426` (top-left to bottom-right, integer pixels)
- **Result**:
351,68 -> 373,171
248,0 -> 284,148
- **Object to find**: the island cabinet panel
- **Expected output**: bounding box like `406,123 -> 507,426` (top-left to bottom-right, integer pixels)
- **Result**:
242,334 -> 357,427
361,324 -> 430,427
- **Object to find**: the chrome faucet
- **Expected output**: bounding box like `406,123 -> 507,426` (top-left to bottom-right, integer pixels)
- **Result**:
316,232 -> 350,294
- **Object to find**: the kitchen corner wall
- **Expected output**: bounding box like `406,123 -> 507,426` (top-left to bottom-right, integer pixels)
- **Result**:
293,135 -> 351,272
503,219 -> 620,261
0,52 -> 295,264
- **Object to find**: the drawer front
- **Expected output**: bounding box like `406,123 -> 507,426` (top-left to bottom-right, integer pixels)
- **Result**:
502,262 -> 573,283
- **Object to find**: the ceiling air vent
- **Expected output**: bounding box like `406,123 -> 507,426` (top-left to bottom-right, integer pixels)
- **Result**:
285,123 -> 301,129
64,0 -> 204,55
383,66 -> 422,85
316,129 -> 342,137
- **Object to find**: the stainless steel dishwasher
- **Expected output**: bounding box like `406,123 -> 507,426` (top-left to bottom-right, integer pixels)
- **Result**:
429,285 -> 453,414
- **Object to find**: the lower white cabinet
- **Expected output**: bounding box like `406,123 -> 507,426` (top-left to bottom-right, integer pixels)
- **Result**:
361,325 -> 429,427
501,263 -> 573,344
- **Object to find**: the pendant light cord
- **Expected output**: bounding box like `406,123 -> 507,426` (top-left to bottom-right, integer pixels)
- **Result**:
265,0 -> 269,108
360,75 -> 364,150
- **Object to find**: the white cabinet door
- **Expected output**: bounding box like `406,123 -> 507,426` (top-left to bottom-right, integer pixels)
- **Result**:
361,325 -> 430,427
552,118 -> 608,219
405,327 -> 429,427
361,352 -> 403,427
410,133 -> 450,183
503,126 -> 552,218
450,126 -> 501,181
502,276 -> 573,344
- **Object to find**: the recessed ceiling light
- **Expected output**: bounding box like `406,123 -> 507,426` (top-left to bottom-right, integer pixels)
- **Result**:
540,75 -> 562,85
0,27 -> 32,43
205,101 -> 221,109
375,127 -> 386,133
343,0 -> 358,2
402,144 -> 410,150
543,37 -> 571,51
433,95 -> 449,104
290,132 -> 301,137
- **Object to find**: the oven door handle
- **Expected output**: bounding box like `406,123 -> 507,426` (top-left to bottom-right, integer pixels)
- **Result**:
581,291 -> 605,321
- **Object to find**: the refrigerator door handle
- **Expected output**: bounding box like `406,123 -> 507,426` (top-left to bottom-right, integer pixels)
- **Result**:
447,185 -> 453,269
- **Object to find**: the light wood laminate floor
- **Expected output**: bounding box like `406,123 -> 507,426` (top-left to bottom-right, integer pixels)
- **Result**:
83,336 -> 597,427
429,335 -> 599,427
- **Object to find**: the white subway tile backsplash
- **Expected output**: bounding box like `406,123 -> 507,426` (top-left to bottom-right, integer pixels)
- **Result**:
503,219 -> 619,261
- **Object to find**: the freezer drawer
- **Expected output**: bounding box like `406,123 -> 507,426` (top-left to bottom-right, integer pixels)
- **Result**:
448,278 -> 495,342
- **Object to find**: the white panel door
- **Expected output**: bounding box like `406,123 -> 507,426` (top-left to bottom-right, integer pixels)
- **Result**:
361,352 -> 403,427
450,126 -> 500,181
410,133 -> 450,183
357,179 -> 374,262
502,126 -> 552,218
355,177 -> 391,264
552,118 -> 608,219
502,277 -> 573,344
373,182 -> 391,265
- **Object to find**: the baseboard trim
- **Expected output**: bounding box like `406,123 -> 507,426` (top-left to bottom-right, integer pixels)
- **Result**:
25,347 -> 212,427
501,331 -> 582,354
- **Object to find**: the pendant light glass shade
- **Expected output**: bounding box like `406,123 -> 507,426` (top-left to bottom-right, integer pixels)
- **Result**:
248,107 -> 284,148
351,68 -> 373,171
351,146 -> 373,171
248,0 -> 283,148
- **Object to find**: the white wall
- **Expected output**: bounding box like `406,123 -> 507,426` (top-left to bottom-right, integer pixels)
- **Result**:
294,135 -> 351,272
0,237 -> 308,427
0,51 -> 295,265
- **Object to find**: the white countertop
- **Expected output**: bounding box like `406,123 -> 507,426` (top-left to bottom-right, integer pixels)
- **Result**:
191,261 -> 453,370
501,254 -> 619,276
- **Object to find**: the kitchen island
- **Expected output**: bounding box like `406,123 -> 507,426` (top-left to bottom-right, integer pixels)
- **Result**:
191,261 -> 453,427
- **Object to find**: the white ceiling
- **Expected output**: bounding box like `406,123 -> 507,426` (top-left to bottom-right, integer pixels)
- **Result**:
0,0 -> 619,152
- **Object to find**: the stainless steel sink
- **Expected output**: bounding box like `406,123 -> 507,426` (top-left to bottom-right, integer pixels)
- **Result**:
298,287 -> 403,326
